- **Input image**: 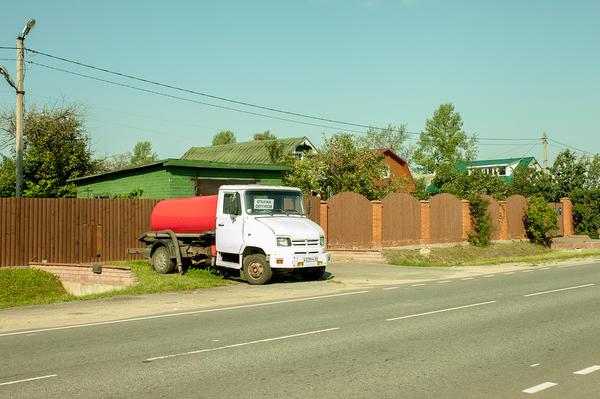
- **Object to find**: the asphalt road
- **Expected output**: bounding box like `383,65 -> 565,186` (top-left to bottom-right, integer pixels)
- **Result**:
1,261 -> 600,398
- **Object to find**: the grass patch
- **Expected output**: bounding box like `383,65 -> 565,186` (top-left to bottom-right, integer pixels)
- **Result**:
0,268 -> 72,308
385,241 -> 600,267
0,261 -> 234,309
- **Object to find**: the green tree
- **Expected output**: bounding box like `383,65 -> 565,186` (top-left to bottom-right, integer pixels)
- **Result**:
413,103 -> 478,174
212,130 -> 236,146
130,141 -> 158,167
0,105 -> 100,197
586,154 -> 600,190
355,125 -> 412,162
253,130 -> 277,141
508,167 -> 557,201
438,168 -> 507,199
523,196 -> 558,246
550,149 -> 588,199
285,133 -> 402,200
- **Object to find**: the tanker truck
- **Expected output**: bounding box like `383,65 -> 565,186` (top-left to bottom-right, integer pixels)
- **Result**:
136,185 -> 329,285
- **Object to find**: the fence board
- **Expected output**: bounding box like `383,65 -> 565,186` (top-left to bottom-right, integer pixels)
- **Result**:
303,196 -> 321,225
382,193 -> 421,246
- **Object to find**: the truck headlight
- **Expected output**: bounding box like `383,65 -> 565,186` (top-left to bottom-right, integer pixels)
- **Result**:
277,237 -> 292,247
320,236 -> 325,246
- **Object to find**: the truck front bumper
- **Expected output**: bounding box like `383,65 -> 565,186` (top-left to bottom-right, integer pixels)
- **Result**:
268,252 -> 330,269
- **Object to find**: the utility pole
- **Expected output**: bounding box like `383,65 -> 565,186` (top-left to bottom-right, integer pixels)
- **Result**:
542,132 -> 548,173
15,19 -> 36,198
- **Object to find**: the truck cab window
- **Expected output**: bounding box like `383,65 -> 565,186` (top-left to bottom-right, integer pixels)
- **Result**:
223,193 -> 241,215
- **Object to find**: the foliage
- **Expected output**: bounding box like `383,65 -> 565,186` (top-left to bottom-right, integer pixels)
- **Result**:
0,268 -> 70,308
284,133 -> 403,200
437,167 -> 507,199
253,130 -> 277,141
110,188 -> 144,199
570,188 -> 600,237
413,103 -> 478,174
412,177 -> 430,200
355,125 -> 412,162
0,104 -> 100,197
523,196 -> 557,247
0,155 -> 15,197
212,130 -> 236,146
549,149 -> 588,199
586,155 -> 600,190
130,141 -> 158,166
467,195 -> 492,247
507,167 -> 557,201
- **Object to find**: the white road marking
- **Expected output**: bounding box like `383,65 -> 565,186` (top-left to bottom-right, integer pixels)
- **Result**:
411,283 -> 426,287
522,270 -> 534,273
461,277 -> 474,280
522,382 -> 557,394
574,365 -> 600,375
383,287 -> 399,290
483,275 -> 495,278
530,363 -> 540,367
0,291 -> 368,338
437,280 -> 451,284
0,374 -> 57,386
386,301 -> 497,321
503,272 -> 515,275
524,283 -> 595,297
540,268 -> 549,270
145,327 -> 340,362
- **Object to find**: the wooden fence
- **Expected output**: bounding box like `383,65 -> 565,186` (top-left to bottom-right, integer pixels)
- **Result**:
0,198 -> 157,267
0,194 -> 574,267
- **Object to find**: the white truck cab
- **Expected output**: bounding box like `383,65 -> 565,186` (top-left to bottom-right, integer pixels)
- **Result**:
215,185 -> 329,284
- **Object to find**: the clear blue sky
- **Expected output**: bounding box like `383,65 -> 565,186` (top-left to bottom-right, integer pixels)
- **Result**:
1,0 -> 598,164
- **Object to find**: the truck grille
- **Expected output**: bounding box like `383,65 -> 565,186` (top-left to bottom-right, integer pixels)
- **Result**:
292,239 -> 319,247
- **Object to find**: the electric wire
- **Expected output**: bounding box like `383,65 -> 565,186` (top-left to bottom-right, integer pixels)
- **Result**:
25,48 -> 544,143
548,138 -> 595,156
28,60 -> 372,135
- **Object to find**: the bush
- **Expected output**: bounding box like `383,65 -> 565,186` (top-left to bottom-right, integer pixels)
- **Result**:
570,188 -> 600,238
523,196 -> 558,246
468,195 -> 492,247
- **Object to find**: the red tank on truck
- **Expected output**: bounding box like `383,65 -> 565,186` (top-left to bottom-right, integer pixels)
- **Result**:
131,185 -> 330,285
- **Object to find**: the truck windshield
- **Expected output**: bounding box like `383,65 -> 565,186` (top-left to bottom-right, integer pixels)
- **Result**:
245,190 -> 305,215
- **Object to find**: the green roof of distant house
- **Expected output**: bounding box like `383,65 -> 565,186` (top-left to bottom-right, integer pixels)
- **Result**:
70,158 -> 290,183
456,157 -> 537,170
182,137 -> 315,164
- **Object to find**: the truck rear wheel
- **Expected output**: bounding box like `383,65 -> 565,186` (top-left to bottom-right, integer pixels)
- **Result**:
300,267 -> 326,281
242,254 -> 272,285
152,246 -> 176,274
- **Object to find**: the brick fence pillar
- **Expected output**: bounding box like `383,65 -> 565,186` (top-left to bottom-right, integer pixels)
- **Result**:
420,201 -> 430,245
319,201 -> 328,240
498,201 -> 508,240
560,197 -> 574,236
371,201 -> 382,249
461,200 -> 471,241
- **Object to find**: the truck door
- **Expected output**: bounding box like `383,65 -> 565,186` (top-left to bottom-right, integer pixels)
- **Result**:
216,191 -> 244,257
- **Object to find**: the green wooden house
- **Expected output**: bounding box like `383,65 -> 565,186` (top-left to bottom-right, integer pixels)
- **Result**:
72,159 -> 290,199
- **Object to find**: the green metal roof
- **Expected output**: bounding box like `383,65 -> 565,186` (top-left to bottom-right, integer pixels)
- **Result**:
182,137 -> 313,164
70,158 -> 290,183
456,157 -> 537,170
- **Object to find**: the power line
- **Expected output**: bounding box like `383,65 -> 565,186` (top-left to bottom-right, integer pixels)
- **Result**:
518,139 -> 541,159
548,137 -> 595,156
27,48 -> 390,132
25,48 -> 542,143
28,60 -> 371,135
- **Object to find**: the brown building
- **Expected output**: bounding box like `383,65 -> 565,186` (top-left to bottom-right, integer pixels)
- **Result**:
373,148 -> 416,192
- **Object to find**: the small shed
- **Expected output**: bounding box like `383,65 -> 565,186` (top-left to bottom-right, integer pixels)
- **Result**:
72,159 -> 290,199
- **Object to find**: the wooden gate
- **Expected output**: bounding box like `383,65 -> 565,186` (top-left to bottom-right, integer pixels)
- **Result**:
482,195 -> 501,240
506,195 -> 527,238
381,193 -> 421,246
550,202 -> 564,236
429,193 -> 462,243
327,192 -> 372,249
303,196 -> 321,225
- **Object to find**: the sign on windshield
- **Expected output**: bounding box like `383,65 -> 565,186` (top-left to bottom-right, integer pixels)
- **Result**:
245,190 -> 304,215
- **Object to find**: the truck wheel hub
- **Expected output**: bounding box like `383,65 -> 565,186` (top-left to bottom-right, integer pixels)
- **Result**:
248,262 -> 263,278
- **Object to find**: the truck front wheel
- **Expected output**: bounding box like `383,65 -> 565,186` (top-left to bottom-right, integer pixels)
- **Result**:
242,254 -> 272,285
152,246 -> 176,274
